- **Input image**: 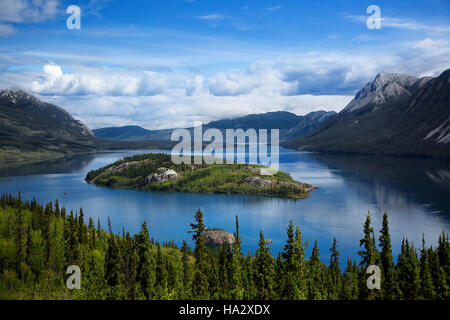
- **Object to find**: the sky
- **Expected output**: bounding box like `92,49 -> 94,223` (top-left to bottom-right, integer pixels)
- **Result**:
0,0 -> 449,129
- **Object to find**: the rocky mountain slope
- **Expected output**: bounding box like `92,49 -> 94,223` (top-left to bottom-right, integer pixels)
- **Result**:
0,89 -> 173,162
284,69 -> 450,159
0,89 -> 99,160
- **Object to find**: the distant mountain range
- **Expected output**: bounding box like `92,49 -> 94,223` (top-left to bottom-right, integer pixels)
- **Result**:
93,110 -> 336,142
2,67 -> 449,162
283,68 -> 450,159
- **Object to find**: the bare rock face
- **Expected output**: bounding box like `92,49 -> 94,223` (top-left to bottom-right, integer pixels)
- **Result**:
244,176 -> 316,194
246,166 -> 274,176
146,168 -> 178,183
342,72 -> 418,113
244,176 -> 275,188
204,230 -> 235,246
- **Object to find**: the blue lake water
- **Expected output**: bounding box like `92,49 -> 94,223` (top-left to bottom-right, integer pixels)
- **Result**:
0,148 -> 449,264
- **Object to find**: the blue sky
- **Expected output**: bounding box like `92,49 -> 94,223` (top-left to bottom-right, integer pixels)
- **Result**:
0,0 -> 449,129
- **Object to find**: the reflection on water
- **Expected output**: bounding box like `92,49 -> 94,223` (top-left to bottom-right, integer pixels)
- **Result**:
305,153 -> 450,221
0,154 -> 97,177
0,149 -> 448,264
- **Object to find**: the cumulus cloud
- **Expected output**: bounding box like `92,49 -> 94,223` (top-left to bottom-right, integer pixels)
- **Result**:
18,62 -> 355,129
30,64 -> 172,96
207,69 -> 263,96
0,0 -> 59,23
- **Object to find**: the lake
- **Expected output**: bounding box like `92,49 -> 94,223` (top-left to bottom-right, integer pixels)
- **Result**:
0,148 -> 449,263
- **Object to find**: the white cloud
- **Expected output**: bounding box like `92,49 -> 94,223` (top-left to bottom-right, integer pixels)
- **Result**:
15,62 -> 355,129
196,14 -> 228,20
0,23 -> 16,36
30,64 -> 173,96
412,38 -> 446,49
344,14 -> 450,32
0,0 -> 59,23
381,17 -> 450,32
2,41 -> 450,130
268,6 -> 283,12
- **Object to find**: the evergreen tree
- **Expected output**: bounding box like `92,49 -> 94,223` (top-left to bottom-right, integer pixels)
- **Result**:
254,230 -> 275,299
328,237 -> 341,299
342,259 -> 359,299
378,212 -> 396,299
358,213 -> 380,299
104,234 -> 123,298
154,245 -> 167,298
437,231 -> 449,285
281,221 -> 308,299
15,193 -> 26,278
419,235 -> 435,299
397,239 -> 420,299
230,215 -> 244,299
429,247 -> 448,299
135,221 -> 154,299
180,240 -> 192,299
307,240 -> 325,299
190,209 -> 209,299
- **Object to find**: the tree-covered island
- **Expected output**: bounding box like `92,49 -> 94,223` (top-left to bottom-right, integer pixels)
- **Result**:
85,153 -> 317,199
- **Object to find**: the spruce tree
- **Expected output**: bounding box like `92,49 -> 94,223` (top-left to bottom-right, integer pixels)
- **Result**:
230,215 -> 244,299
281,221 -> 308,299
190,208 -> 209,299
307,240 -> 325,299
135,221 -> 154,299
180,240 -> 192,299
378,212 -> 396,299
358,213 -> 380,299
419,235 -> 435,299
254,230 -> 275,299
328,237 -> 341,299
104,234 -> 123,298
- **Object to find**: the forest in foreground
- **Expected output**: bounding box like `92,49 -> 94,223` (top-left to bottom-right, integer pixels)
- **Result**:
0,193 -> 448,300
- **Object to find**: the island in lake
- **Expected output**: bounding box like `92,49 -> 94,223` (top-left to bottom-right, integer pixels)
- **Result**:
85,153 -> 317,199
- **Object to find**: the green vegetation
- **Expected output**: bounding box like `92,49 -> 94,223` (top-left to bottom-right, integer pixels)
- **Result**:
0,194 -> 448,300
0,148 -> 67,163
85,153 -> 316,199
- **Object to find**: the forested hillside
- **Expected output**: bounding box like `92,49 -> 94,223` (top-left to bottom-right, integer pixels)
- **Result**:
0,194 -> 448,300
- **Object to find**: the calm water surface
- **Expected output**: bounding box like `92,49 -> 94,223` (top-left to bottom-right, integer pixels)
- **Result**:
0,148 -> 449,263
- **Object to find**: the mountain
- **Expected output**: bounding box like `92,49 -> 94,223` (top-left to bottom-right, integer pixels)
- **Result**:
205,110 -> 336,141
93,126 -> 173,141
0,89 -> 172,162
93,110 -> 336,142
0,89 -> 99,160
283,69 -> 450,158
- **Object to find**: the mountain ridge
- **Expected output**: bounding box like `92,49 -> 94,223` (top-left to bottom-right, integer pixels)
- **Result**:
0,89 -> 173,162
283,68 -> 450,159
93,110 -> 337,142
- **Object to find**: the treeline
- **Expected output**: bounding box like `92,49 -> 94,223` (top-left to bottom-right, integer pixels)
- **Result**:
0,194 -> 448,300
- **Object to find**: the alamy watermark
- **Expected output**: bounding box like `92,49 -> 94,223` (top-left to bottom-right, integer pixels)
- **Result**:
367,5 -> 381,30
170,122 -> 280,173
66,5 -> 81,30
66,265 -> 81,290
366,264 -> 381,290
